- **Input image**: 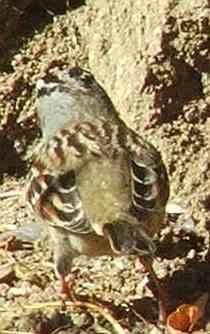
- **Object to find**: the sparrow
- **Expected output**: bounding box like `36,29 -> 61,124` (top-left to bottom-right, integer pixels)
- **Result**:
25,67 -> 169,309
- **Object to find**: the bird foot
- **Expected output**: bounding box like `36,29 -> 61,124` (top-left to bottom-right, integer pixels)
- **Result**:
60,275 -> 78,304
138,257 -> 170,324
157,284 -> 169,324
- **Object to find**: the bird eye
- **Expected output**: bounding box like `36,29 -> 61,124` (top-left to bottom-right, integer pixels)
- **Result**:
80,74 -> 93,88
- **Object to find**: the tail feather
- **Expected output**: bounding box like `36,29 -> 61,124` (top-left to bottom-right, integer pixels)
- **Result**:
104,221 -> 156,257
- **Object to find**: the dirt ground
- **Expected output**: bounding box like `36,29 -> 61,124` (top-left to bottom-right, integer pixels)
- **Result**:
0,0 -> 210,333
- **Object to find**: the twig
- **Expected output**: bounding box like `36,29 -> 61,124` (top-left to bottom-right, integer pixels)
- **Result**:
2,331 -> 33,334
0,190 -> 21,199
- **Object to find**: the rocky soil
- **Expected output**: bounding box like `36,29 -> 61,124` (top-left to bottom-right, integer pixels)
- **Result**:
0,0 -> 210,333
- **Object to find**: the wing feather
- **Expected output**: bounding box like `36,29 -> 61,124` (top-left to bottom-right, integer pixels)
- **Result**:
26,167 -> 93,235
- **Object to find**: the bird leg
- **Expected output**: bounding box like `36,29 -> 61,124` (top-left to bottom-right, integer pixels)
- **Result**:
60,274 -> 77,303
139,257 -> 169,323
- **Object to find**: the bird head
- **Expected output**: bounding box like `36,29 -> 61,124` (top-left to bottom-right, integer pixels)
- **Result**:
35,67 -> 116,141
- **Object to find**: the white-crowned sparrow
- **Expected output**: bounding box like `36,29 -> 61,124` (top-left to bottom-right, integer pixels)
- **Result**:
25,67 -> 169,304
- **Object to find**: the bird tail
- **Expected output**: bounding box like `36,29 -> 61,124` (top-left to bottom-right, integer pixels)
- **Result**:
104,220 -> 156,257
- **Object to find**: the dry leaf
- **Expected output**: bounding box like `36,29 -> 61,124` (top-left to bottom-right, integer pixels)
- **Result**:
167,293 -> 208,333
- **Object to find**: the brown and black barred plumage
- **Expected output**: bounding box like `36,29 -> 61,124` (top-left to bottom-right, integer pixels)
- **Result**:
26,67 -> 169,299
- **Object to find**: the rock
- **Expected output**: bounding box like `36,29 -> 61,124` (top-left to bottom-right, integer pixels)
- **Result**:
0,263 -> 15,284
